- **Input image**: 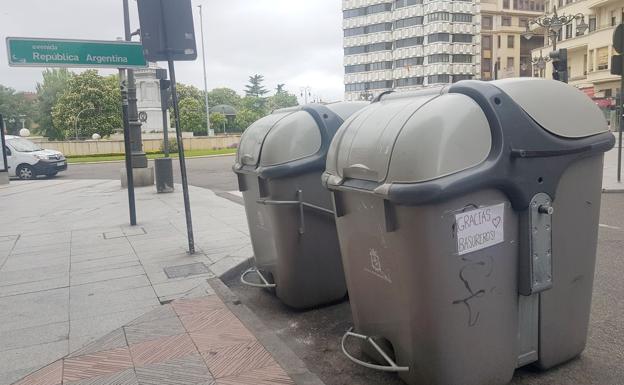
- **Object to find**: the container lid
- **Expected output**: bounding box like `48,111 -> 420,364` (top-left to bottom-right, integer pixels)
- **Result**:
491,78 -> 608,138
325,88 -> 491,184
236,102 -> 368,170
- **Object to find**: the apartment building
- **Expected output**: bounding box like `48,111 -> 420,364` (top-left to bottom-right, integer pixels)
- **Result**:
343,0 -> 481,101
480,0 -> 546,79
530,0 -> 622,106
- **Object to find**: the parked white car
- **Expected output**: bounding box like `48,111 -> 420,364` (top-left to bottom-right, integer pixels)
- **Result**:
4,136 -> 67,179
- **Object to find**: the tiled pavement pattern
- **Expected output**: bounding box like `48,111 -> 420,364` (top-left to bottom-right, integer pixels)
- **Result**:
13,295 -> 295,385
0,180 -> 252,384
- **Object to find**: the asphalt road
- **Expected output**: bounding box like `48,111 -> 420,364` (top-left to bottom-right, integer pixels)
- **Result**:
58,155 -> 239,192
224,193 -> 624,385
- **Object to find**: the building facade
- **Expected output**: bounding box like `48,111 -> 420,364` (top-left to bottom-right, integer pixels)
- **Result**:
343,0 -> 481,101
530,0 -> 622,106
480,0 -> 546,80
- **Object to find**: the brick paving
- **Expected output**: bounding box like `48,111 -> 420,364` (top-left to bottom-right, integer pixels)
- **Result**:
12,295 -> 295,385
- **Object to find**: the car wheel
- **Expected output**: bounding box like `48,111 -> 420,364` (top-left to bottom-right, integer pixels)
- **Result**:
17,165 -> 35,180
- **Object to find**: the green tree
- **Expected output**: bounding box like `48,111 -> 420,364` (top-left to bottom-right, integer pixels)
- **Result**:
267,90 -> 298,111
51,70 -> 121,139
234,109 -> 263,132
276,84 -> 286,94
209,112 -> 227,133
0,85 -> 37,135
35,68 -> 72,139
178,97 -> 206,134
207,87 -> 241,109
175,83 -> 204,102
244,74 -> 268,97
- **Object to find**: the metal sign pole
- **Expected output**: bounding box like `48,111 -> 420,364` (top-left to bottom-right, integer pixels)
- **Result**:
167,59 -> 195,254
119,70 -> 137,225
618,70 -> 623,183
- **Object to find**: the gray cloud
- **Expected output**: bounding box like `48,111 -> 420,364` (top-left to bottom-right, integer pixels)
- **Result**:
0,0 -> 344,102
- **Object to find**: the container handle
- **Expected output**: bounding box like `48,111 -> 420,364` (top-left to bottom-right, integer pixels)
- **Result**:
341,327 -> 409,372
240,267 -> 276,288
256,190 -> 334,234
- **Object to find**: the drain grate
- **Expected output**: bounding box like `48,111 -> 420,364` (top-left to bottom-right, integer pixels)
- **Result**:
163,262 -> 210,279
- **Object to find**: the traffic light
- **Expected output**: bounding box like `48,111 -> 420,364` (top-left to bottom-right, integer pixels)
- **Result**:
550,48 -> 568,83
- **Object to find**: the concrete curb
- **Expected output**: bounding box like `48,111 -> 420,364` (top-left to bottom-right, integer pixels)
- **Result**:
68,152 -> 236,165
208,277 -> 327,385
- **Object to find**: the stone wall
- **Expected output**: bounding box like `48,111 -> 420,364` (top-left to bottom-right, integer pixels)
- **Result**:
30,135 -> 241,156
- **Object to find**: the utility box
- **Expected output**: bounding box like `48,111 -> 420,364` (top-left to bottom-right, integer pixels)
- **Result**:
323,79 -> 614,385
234,102 -> 367,309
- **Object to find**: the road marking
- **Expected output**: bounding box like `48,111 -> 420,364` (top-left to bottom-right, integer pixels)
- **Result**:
599,223 -> 621,230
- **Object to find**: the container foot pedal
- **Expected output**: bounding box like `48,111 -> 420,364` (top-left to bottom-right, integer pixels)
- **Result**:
240,267 -> 276,288
341,327 -> 409,372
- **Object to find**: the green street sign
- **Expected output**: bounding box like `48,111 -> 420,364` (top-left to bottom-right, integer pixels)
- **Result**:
6,37 -> 147,68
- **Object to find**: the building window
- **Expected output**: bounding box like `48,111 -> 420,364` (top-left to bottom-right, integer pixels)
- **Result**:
344,42 -> 394,55
597,47 -> 609,70
452,13 -> 473,23
428,33 -> 450,43
482,35 -> 492,49
452,54 -> 473,63
395,57 -> 424,67
396,37 -> 424,48
343,3 -> 392,19
452,34 -> 474,43
588,49 -> 594,71
395,0 -> 422,8
502,16 -> 512,26
519,18 -> 528,28
428,74 -> 451,84
427,12 -> 450,22
507,57 -> 515,70
345,80 -> 393,92
604,89 -> 612,97
565,24 -> 572,39
428,54 -> 451,63
497,35 -> 501,48
453,74 -> 473,82
503,0 -> 510,8
482,15 -> 493,30
344,23 -> 393,37
611,11 -> 616,26
395,16 -> 423,29
482,58 -> 492,71
396,77 -> 424,87
589,17 -> 596,32
507,35 -> 514,48
345,61 -> 394,74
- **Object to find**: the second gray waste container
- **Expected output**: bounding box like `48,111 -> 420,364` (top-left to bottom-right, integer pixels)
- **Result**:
323,79 -> 614,385
234,102 -> 367,309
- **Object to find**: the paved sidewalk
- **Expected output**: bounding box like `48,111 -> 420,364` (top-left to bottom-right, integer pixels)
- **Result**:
603,146 -> 624,192
0,180 -> 253,385
12,292 -> 295,385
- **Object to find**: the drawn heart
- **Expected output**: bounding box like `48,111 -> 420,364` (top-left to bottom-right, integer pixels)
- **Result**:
492,216 -> 501,229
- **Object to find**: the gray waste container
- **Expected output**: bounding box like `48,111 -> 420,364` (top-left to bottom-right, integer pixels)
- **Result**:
234,102 -> 367,309
322,79 -> 614,385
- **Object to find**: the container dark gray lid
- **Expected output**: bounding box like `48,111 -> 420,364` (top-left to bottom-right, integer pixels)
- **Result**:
325,88 -> 492,184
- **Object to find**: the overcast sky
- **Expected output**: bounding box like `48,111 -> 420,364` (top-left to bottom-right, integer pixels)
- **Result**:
0,0 -> 345,102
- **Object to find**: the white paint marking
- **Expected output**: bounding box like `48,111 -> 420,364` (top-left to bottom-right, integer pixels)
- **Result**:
599,223 -> 621,230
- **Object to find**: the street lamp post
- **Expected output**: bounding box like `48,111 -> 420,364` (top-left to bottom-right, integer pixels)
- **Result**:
74,106 -> 95,140
300,86 -> 312,104
522,6 -> 588,51
531,50 -> 551,78
197,4 -> 213,137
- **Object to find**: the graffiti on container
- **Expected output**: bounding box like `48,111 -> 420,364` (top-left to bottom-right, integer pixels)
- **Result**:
452,255 -> 493,327
364,248 -> 392,284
